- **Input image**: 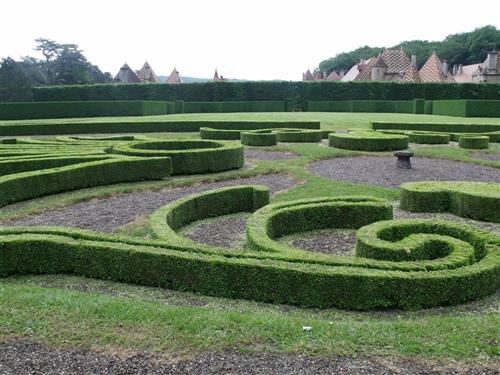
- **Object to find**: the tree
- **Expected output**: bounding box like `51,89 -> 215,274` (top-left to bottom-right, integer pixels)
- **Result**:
0,58 -> 34,101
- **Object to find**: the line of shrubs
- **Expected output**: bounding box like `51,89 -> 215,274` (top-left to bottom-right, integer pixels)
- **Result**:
0,120 -> 319,136
372,121 -> 500,133
0,156 -> 172,208
307,100 -> 413,113
109,140 -> 244,175
329,131 -> 409,151
400,181 -> 500,223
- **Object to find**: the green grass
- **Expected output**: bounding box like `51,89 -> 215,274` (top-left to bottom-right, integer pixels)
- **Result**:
0,111 -> 499,364
1,277 -> 498,362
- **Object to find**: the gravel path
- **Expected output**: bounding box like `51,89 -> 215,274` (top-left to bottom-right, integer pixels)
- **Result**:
1,340 -> 497,375
470,152 -> 500,161
244,149 -> 298,160
0,174 -> 298,232
308,156 -> 500,188
183,213 -> 250,249
283,229 -> 357,255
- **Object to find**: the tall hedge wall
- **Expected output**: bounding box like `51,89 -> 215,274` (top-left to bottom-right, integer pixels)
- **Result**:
432,100 -> 500,117
32,82 -> 500,110
307,100 -> 413,113
0,101 -> 168,120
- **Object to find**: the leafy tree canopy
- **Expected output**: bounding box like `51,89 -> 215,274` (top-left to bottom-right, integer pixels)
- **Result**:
319,25 -> 500,74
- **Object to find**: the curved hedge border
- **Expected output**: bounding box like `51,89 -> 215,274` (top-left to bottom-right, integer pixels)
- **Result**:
400,181 -> 500,223
240,131 -> 277,146
458,136 -> 489,149
201,127 -> 323,143
1,192 -> 498,310
109,140 -> 244,174
329,131 -> 409,151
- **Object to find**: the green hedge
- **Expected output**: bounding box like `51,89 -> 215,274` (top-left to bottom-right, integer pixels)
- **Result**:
150,185 -> 270,247
0,156 -> 172,207
450,132 -> 500,143
240,131 -> 277,146
0,101 -> 168,120
413,99 -> 425,114
0,120 -> 319,136
109,140 -> 244,175
407,132 -> 450,144
458,136 -> 489,149
307,100 -> 413,113
371,121 -> 500,133
181,101 -> 286,114
273,128 -> 323,142
400,181 -> 500,223
329,131 -> 409,151
432,100 -> 500,117
33,81 -> 500,110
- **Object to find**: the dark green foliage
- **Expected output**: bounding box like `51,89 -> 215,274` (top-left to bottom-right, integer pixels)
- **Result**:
0,101 -> 168,120
432,100 -> 500,117
181,101 -> 285,113
273,129 -> 323,142
32,81 -> 500,110
458,136 -> 489,149
0,58 -> 34,102
329,131 -> 409,151
424,100 -> 433,114
372,121 -> 500,133
240,131 -> 277,146
400,181 -> 500,223
308,100 -> 413,113
413,99 -> 425,114
110,140 -> 244,175
0,120 -> 320,136
0,157 -> 172,207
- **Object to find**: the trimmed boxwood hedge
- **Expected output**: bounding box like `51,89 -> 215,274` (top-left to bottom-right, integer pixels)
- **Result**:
307,100 -> 413,113
371,121 -> 500,133
432,100 -> 500,117
0,101 -> 168,120
1,192 -> 498,310
0,120 -> 320,137
407,132 -> 450,144
240,131 -> 277,146
400,181 -> 500,223
0,156 -> 172,208
329,131 -> 409,151
458,136 -> 489,149
201,127 -> 322,143
109,140 -> 244,175
449,132 -> 500,143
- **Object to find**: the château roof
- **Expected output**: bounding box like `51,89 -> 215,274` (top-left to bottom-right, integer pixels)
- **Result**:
325,70 -> 341,81
402,62 -> 420,82
303,69 -> 314,81
166,67 -> 183,84
136,61 -> 160,83
355,49 -> 411,81
418,52 -> 453,82
113,63 -> 141,83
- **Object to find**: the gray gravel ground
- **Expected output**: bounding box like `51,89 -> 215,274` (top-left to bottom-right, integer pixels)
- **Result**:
244,149 -> 298,160
183,213 -> 250,249
283,229 -> 357,255
308,156 -> 500,188
0,174 -> 298,232
1,340 -> 497,375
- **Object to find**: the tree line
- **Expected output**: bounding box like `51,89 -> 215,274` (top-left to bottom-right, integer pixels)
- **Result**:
319,25 -> 500,74
0,38 -> 111,101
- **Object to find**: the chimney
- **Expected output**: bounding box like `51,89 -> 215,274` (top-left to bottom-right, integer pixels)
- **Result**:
452,64 -> 458,76
323,71 -> 327,79
486,51 -> 497,72
458,64 -> 463,74
340,70 -> 345,78
441,60 -> 448,77
411,54 -> 417,65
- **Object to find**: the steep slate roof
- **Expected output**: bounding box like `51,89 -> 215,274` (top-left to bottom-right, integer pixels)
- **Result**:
113,63 -> 141,83
341,57 -> 374,81
213,68 -> 220,80
453,63 -> 479,83
166,67 -> 183,84
418,52 -> 453,82
402,63 -> 420,82
303,69 -> 314,81
326,70 -> 341,81
354,49 -> 411,81
136,61 -> 160,83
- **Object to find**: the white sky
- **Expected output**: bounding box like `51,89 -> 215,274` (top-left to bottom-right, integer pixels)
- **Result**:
1,0 -> 499,81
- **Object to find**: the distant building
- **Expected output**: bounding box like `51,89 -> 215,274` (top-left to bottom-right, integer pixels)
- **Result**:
136,61 -> 160,83
166,67 -> 183,84
341,58 -> 374,81
325,70 -> 342,81
472,51 -> 500,83
213,68 -> 227,81
113,63 -> 141,83
302,69 -> 314,81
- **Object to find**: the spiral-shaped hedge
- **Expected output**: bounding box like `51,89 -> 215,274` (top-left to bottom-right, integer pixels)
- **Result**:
2,186 -> 498,310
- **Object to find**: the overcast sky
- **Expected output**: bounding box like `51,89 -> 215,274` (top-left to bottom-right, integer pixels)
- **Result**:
1,0 -> 499,80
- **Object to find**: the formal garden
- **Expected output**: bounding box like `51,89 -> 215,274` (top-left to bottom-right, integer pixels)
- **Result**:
0,81 -> 499,372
